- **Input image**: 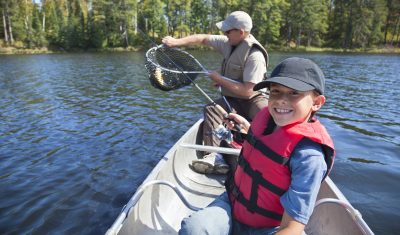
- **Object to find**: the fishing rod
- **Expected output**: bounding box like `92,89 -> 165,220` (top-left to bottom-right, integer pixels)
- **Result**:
137,27 -> 239,125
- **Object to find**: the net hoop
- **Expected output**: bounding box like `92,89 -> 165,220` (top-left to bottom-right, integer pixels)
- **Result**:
145,46 -> 207,91
145,46 -> 207,74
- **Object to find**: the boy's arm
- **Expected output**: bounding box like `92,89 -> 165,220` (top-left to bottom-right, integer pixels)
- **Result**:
276,212 -> 305,235
279,139 -> 328,235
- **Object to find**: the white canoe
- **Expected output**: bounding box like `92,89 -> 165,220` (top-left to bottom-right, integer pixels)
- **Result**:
106,120 -> 374,235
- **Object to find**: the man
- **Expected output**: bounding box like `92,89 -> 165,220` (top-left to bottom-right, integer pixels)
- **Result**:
162,11 -> 268,174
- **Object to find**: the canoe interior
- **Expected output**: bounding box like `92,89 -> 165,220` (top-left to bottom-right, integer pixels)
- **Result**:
112,120 -> 370,235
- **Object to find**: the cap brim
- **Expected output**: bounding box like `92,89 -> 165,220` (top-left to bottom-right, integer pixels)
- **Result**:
216,21 -> 233,32
254,77 -> 316,92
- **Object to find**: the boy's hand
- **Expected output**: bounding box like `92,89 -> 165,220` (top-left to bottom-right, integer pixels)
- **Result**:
224,113 -> 251,134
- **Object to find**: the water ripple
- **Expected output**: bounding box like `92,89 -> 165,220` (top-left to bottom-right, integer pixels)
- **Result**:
0,52 -> 399,234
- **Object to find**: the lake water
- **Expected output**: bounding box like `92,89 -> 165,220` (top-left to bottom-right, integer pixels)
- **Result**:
0,51 -> 399,234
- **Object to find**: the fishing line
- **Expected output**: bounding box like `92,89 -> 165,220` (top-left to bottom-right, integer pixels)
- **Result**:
138,28 -> 240,116
137,22 -> 240,131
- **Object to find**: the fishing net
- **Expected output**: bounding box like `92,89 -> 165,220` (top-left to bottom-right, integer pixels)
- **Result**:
145,46 -> 206,91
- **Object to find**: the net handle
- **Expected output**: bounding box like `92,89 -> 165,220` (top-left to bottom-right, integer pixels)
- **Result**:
169,47 -> 241,84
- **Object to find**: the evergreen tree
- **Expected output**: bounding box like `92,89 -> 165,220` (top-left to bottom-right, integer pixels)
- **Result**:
140,0 -> 166,39
0,0 -> 398,50
384,0 -> 400,46
250,0 -> 287,46
189,0 -> 211,33
31,2 -> 47,47
43,0 -> 64,48
119,0 -> 137,47
89,0 -> 108,48
0,0 -> 15,45
283,0 -> 329,47
13,0 -> 33,47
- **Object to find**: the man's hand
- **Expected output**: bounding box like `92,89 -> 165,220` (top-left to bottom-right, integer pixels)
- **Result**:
207,71 -> 221,81
162,36 -> 179,47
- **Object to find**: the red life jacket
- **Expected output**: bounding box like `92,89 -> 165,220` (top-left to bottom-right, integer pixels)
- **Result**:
226,108 -> 335,228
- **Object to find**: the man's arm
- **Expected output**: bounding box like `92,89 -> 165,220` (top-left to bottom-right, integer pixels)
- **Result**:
162,35 -> 210,47
208,71 -> 256,98
209,48 -> 266,98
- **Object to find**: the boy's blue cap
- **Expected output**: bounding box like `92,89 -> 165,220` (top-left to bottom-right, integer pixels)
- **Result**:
254,57 -> 325,95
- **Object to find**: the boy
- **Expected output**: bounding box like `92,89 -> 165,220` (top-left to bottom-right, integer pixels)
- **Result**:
179,57 -> 335,235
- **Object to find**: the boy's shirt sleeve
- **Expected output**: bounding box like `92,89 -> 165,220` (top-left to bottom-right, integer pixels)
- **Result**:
280,138 -> 327,225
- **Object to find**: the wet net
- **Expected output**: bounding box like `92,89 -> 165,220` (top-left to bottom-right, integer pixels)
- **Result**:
145,46 -> 207,91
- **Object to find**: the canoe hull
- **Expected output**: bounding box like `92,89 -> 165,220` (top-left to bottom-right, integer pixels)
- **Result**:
107,120 -> 373,235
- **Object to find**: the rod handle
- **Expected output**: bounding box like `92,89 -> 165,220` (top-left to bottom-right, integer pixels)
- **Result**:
214,104 -> 241,132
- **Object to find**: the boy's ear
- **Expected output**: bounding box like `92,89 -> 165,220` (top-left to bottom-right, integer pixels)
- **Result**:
312,95 -> 326,112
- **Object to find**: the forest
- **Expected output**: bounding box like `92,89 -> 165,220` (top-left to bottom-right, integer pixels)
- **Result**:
1,0 -> 399,52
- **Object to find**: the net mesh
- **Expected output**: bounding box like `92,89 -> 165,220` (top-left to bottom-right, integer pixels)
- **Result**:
145,46 -> 205,91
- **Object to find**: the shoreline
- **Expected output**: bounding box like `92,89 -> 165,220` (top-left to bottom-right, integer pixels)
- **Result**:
275,45 -> 400,54
0,46 -> 141,55
1,45 -> 399,55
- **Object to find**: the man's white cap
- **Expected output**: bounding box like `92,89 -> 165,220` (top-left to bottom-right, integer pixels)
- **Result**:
216,11 -> 252,32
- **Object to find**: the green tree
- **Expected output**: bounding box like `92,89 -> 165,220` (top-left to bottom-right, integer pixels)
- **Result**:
249,0 -> 287,46
62,0 -> 87,49
283,0 -> 329,47
189,0 -> 211,33
1,0 -> 398,50
384,0 -> 400,46
10,0 -> 32,47
0,0 -> 15,45
327,0 -> 388,49
43,0 -> 63,48
89,0 -> 108,48
303,0 -> 329,47
140,0 -> 166,39
119,0 -> 137,47
31,2 -> 47,47
164,0 -> 186,36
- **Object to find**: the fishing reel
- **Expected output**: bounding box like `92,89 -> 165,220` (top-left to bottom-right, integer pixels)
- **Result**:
212,124 -> 234,144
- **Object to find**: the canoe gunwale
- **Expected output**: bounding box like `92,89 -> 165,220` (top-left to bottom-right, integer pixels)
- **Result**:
314,197 -> 374,235
106,120 -> 204,235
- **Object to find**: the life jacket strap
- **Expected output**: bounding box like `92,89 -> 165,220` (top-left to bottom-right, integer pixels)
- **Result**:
246,129 -> 290,165
238,157 -> 286,196
231,180 -> 283,221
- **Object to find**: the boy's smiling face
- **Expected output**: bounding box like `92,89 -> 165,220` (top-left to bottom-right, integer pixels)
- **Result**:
268,83 -> 326,127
